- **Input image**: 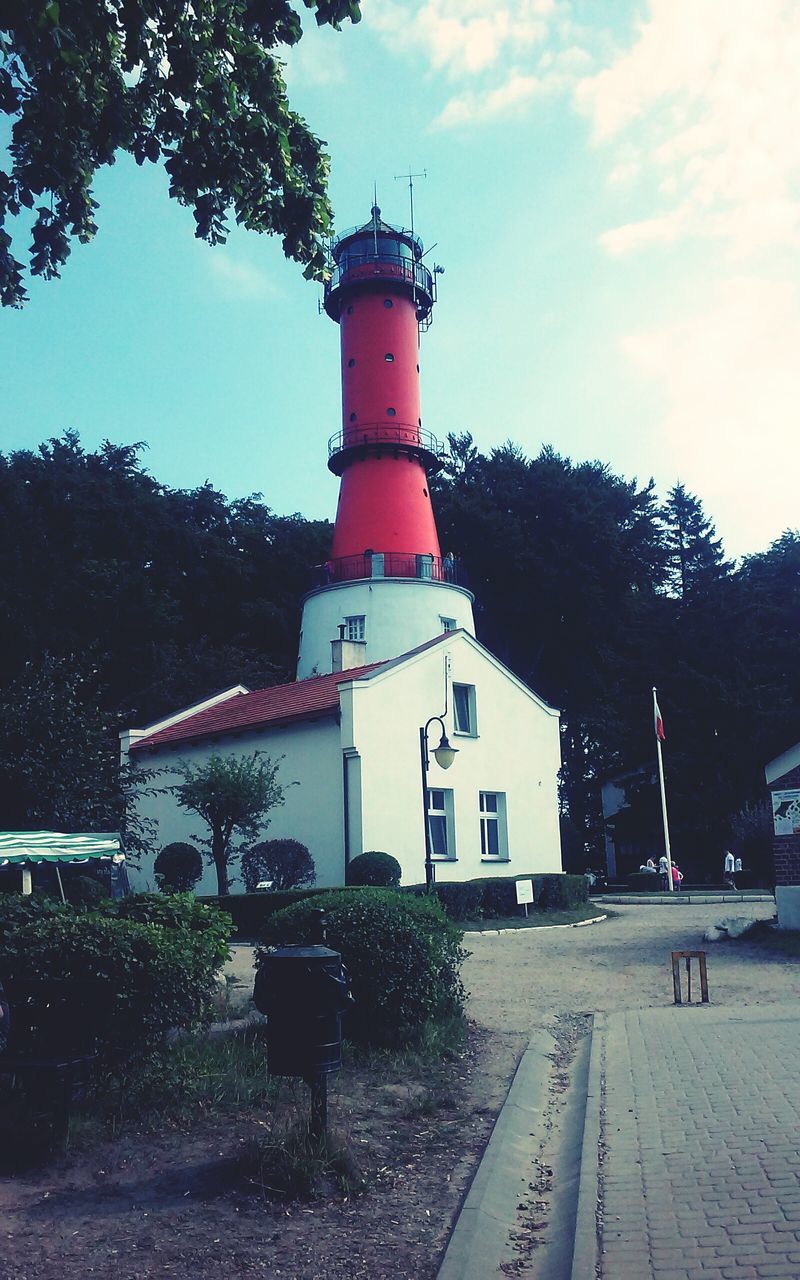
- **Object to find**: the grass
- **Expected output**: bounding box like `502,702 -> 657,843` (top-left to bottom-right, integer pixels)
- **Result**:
464,903 -> 604,931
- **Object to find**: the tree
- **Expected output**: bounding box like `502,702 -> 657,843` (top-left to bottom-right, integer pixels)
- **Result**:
172,751 -> 284,895
0,0 -> 360,307
662,483 -> 731,601
0,652 -> 158,862
241,836 -> 315,892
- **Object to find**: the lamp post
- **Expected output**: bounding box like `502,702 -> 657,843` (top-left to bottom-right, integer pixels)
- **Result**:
420,715 -> 458,891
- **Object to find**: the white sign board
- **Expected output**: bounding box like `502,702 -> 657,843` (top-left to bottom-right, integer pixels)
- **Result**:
773,790 -> 800,837
515,879 -> 534,905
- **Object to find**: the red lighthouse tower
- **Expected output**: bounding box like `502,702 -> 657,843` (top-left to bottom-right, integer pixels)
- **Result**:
296,205 -> 474,678
324,204 -> 443,575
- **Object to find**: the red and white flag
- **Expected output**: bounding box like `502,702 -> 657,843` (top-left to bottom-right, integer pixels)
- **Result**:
653,691 -> 665,742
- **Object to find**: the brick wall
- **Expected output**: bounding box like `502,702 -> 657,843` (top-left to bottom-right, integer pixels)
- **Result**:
770,763 -> 800,886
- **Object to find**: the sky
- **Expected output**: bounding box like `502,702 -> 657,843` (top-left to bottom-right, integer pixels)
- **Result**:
2,0 -> 799,561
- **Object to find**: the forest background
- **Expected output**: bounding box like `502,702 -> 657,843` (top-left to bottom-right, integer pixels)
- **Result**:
0,430 -> 796,881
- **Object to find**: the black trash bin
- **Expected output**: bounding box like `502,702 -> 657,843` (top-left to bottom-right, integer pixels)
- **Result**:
254,944 -> 352,1082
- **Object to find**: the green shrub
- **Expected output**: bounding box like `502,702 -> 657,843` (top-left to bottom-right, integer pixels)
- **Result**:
199,889 -> 333,938
113,892 -> 232,973
0,893 -> 67,941
534,874 -> 589,910
65,873 -> 107,908
154,842 -> 203,893
479,878 -> 520,918
241,838 -> 316,893
346,851 -> 402,888
0,892 -> 234,1059
432,880 -> 485,920
258,889 -> 466,1048
626,871 -> 663,892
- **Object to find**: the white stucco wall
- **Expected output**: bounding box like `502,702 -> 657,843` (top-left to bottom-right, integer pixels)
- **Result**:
124,717 -> 344,894
776,886 -> 800,930
296,578 -> 475,678
340,632 -> 562,885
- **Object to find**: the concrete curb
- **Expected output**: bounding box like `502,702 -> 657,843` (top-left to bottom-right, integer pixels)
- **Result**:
570,1012 -> 605,1280
436,1030 -> 555,1280
595,894 -> 774,905
465,913 -> 608,937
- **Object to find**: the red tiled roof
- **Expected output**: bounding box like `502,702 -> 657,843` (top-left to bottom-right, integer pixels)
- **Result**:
131,663 -> 383,752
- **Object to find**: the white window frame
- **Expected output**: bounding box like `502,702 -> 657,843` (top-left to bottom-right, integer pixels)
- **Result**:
440,616 -> 457,633
453,683 -> 478,737
344,615 -> 366,642
480,792 -> 509,860
427,787 -> 456,860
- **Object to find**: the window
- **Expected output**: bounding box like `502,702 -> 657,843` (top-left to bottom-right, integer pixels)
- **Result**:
453,683 -> 477,736
480,792 -> 508,859
386,407 -> 396,416
344,615 -> 365,642
349,412 -> 357,422
384,353 -> 394,362
428,788 -> 455,859
348,358 -> 355,367
383,299 -> 393,308
440,617 -> 457,632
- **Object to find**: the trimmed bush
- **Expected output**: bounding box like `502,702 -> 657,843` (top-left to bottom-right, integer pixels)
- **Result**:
155,842 -> 203,893
533,874 -> 589,910
626,871 -> 663,893
433,880 -> 485,920
258,889 -> 466,1047
346,851 -> 402,888
241,838 -> 315,893
479,877 -> 521,918
0,892 -> 234,1058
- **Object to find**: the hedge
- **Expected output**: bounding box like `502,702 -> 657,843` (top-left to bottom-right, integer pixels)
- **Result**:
258,889 -> 466,1047
201,873 -> 589,933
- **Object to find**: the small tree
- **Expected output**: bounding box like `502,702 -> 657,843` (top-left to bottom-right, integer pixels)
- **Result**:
154,842 -> 203,893
172,753 -> 284,896
241,838 -> 315,893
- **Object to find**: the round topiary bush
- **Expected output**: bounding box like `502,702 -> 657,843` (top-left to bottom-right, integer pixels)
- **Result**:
241,838 -> 315,892
65,873 -> 106,908
346,851 -> 402,888
257,889 -> 466,1047
154,842 -> 203,893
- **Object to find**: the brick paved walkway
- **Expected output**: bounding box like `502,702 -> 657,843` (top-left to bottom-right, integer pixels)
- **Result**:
594,1003 -> 800,1280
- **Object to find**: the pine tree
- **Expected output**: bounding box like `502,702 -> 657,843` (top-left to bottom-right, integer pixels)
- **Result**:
662,484 -> 732,600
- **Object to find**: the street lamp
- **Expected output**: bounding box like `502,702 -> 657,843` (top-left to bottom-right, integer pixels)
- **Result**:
420,715 -> 458,891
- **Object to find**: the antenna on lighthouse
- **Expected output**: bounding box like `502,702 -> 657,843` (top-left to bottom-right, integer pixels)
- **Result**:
394,167 -> 427,243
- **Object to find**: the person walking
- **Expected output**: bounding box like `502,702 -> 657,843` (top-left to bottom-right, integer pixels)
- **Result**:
671,862 -> 684,891
659,854 -> 670,891
724,849 -> 736,889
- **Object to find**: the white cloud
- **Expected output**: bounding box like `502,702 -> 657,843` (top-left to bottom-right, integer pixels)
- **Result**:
207,253 -> 276,301
434,71 -> 544,128
621,276 -> 800,556
576,0 -> 800,256
369,0 -> 557,79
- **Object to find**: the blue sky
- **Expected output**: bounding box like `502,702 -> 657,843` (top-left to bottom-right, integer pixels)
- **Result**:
3,0 -> 798,560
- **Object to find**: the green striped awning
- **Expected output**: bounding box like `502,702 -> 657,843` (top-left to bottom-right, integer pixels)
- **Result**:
0,832 -> 120,866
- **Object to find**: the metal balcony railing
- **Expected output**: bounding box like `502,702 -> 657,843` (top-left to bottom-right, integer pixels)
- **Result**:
327,423 -> 445,465
310,552 -> 467,590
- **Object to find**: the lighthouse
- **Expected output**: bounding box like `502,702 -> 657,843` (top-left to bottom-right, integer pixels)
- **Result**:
297,206 -> 475,678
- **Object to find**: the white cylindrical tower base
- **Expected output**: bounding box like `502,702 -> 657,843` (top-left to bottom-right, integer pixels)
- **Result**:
297,578 -> 475,678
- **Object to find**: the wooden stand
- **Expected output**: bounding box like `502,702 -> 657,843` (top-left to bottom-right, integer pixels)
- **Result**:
671,950 -> 709,1005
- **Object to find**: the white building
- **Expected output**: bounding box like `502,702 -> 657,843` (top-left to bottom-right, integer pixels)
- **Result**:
123,629 -> 562,893
122,206 -> 563,891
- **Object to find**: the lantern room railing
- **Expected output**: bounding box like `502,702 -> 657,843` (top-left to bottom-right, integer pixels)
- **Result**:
310,552 -> 467,590
323,252 -> 435,324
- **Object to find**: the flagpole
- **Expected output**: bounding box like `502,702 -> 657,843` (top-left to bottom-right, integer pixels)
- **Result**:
653,686 -> 674,892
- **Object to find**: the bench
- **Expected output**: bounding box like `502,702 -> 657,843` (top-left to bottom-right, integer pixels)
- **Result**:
0,978 -> 112,1147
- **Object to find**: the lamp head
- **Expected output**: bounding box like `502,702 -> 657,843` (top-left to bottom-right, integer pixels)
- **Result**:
433,732 -> 458,770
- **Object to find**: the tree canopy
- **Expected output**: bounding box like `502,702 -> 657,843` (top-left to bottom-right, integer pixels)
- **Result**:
0,0 -> 360,306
